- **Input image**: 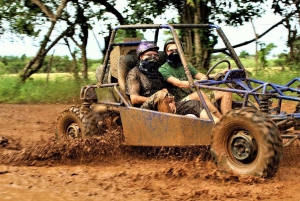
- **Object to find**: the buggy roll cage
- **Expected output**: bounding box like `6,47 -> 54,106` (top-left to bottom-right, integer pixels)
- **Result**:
97,24 -> 248,86
88,24 -> 300,127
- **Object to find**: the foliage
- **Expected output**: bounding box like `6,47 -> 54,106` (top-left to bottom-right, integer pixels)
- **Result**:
114,29 -> 145,43
0,0 -> 299,79
0,55 -> 102,74
0,76 -> 87,104
239,50 -> 250,59
127,0 -> 265,25
0,62 -> 298,104
251,69 -> 299,86
0,0 -> 45,37
258,42 -> 277,68
0,55 -> 30,74
126,0 -> 267,69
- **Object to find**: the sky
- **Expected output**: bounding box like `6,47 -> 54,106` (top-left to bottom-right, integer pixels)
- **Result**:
0,1 -> 288,59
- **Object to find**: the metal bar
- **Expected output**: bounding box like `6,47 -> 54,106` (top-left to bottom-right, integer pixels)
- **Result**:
113,85 -> 130,107
115,24 -> 162,29
282,135 -> 300,147
281,134 -> 300,138
285,77 -> 300,87
111,41 -> 142,46
164,24 -> 195,86
99,83 -> 118,88
195,87 -> 215,124
154,28 -> 159,44
250,78 -> 300,94
97,101 -> 122,106
114,24 -> 215,30
98,29 -> 117,85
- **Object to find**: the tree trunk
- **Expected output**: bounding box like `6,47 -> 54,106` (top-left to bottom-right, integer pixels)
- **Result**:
70,23 -> 89,79
64,37 -> 80,80
20,22 -> 56,82
21,0 -> 69,82
20,23 -> 72,82
21,52 -> 47,82
181,1 -> 212,70
251,19 -> 259,70
284,19 -> 298,62
193,1 -> 201,67
46,50 -> 55,85
81,48 -> 88,79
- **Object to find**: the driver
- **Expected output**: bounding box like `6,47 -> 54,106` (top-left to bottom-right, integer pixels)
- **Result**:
159,39 -> 232,118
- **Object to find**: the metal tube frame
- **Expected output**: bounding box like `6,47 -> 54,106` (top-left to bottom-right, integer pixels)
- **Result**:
87,23 -> 300,124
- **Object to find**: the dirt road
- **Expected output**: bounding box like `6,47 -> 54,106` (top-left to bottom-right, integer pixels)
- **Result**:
0,103 -> 300,201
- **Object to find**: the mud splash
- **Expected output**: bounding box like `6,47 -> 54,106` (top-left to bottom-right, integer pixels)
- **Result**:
0,128 -> 124,165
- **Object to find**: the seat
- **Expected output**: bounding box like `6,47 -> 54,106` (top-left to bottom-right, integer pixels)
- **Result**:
118,52 -> 139,106
109,39 -> 166,107
107,38 -> 142,106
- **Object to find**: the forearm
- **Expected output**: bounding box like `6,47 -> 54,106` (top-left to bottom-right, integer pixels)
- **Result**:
166,77 -> 190,88
178,80 -> 190,88
195,72 -> 207,80
130,94 -> 149,105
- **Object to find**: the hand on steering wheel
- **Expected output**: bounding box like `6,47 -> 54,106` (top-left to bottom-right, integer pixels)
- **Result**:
206,60 -> 231,81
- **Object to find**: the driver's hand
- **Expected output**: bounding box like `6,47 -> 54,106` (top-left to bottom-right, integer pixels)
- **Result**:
200,75 -> 208,80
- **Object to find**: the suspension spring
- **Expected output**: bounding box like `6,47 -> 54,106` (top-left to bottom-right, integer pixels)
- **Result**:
260,95 -> 272,114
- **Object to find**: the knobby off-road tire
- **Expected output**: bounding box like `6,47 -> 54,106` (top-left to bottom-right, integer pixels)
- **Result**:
55,105 -> 120,139
210,107 -> 283,178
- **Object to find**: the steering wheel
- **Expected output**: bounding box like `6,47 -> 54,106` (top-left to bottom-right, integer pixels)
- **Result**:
206,60 -> 231,81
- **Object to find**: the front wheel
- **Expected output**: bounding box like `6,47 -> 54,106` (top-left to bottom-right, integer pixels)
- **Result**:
210,107 -> 283,177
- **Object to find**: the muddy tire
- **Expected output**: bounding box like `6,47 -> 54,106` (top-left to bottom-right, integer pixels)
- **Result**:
55,106 -> 86,139
55,105 -> 121,139
54,105 -> 101,139
210,107 -> 283,177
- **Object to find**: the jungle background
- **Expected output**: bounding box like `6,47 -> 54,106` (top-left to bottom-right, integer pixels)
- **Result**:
0,0 -> 299,81
0,1 -> 300,200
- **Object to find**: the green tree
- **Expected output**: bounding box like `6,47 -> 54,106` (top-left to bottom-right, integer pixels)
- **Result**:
239,50 -> 250,59
0,55 -> 29,74
211,53 -> 228,61
126,0 -> 300,70
0,0 -> 143,81
258,42 -> 277,68
127,0 -> 284,69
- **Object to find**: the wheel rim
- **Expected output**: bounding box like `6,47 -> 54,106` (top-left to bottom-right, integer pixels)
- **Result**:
228,130 -> 258,163
66,122 -> 81,138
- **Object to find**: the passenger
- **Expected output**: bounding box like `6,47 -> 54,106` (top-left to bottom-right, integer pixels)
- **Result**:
159,39 -> 232,118
125,41 -> 219,122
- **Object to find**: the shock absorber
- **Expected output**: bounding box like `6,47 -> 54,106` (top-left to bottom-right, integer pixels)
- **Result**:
259,95 -> 272,114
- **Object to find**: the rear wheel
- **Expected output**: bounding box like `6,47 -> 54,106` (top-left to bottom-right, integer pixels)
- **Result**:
55,105 -> 121,139
55,106 -> 84,139
210,107 -> 283,177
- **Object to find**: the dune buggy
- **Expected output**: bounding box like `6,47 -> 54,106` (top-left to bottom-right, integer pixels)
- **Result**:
55,24 -> 300,178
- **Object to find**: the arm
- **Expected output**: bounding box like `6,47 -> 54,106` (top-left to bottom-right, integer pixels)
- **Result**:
126,68 -> 149,106
166,73 -> 207,89
130,94 -> 149,105
195,72 -> 208,80
166,76 -> 190,88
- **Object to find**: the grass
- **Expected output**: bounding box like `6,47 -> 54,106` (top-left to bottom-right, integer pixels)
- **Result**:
0,76 -> 82,104
0,65 -> 299,104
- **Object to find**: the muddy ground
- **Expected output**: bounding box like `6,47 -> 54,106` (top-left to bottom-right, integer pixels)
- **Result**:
0,103 -> 300,201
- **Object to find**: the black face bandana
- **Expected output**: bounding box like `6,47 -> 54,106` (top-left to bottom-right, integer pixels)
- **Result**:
166,52 -> 182,67
138,57 -> 161,79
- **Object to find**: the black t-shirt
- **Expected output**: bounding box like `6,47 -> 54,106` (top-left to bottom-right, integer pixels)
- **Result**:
126,67 -> 165,97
